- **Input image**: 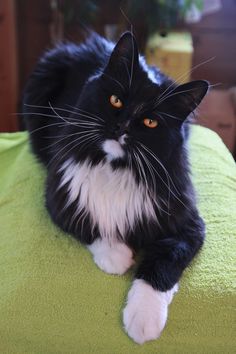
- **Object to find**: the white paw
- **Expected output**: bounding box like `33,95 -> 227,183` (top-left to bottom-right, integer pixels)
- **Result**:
87,238 -> 135,275
123,280 -> 178,344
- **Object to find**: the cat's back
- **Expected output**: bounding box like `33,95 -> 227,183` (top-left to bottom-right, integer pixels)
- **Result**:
24,33 -> 112,104
59,33 -> 113,80
23,33 -> 113,164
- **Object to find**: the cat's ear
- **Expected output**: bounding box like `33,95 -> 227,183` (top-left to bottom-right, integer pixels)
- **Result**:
104,31 -> 139,84
165,80 -> 209,120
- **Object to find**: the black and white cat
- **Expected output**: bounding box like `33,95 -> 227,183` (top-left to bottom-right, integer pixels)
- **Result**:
23,32 -> 208,344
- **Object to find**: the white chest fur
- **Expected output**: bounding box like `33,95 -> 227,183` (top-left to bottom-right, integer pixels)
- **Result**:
59,158 -> 156,241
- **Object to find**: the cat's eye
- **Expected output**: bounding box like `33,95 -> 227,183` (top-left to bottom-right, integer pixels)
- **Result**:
143,118 -> 158,128
110,95 -> 123,108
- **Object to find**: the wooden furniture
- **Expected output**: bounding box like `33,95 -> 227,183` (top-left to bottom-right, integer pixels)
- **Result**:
16,0 -> 51,101
188,0 -> 236,87
0,0 -> 18,131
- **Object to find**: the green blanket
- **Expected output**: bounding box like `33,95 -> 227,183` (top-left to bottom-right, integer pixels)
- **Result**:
0,126 -> 235,354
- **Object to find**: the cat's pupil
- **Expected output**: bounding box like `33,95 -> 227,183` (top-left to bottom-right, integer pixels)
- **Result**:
143,118 -> 158,128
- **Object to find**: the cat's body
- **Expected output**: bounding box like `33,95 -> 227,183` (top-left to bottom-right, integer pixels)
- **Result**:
23,32 -> 208,344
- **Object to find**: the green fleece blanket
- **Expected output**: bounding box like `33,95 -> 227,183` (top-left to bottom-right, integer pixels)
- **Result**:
0,126 -> 235,354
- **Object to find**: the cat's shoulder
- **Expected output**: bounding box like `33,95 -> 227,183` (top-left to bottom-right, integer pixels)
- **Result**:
37,32 -> 112,68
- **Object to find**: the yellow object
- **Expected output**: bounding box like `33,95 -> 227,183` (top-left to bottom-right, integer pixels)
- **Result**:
145,32 -> 193,83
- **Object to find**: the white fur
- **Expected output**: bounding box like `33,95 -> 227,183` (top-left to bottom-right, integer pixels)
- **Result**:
59,158 -> 156,242
118,134 -> 127,146
123,280 -> 178,344
102,139 -> 125,160
140,56 -> 162,84
87,238 -> 134,274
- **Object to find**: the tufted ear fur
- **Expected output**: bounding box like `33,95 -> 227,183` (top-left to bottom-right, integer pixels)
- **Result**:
104,32 -> 139,85
163,80 -> 209,120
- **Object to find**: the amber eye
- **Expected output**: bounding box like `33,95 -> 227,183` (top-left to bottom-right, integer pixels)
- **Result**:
110,95 -> 123,108
143,118 -> 158,128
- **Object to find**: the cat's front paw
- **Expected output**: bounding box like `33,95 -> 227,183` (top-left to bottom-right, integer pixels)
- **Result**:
123,280 -> 178,344
88,238 -> 135,275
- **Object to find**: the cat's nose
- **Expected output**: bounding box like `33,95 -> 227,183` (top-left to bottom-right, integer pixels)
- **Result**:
115,121 -> 130,136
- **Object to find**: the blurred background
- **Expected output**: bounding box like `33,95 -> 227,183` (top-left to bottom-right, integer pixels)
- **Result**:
1,0 -> 236,157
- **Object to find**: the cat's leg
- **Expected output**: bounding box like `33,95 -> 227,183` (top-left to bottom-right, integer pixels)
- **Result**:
87,238 -> 135,275
123,280 -> 178,344
123,215 -> 205,344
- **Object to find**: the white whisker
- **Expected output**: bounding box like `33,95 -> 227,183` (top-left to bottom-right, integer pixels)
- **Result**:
156,87 -> 201,107
47,132 -> 99,168
48,101 -> 74,126
65,104 -> 105,122
130,25 -> 134,88
23,112 -> 102,131
100,71 -> 126,92
27,121 -> 67,134
156,111 -> 183,121
135,146 -> 170,216
157,56 -> 215,103
137,142 -> 187,209
24,103 -> 104,123
119,7 -> 134,88
41,129 -> 100,151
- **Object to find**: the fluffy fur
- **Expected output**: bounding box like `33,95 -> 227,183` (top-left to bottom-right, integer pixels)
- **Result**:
23,32 -> 208,344
59,157 -> 156,241
88,238 -> 135,275
123,280 -> 178,344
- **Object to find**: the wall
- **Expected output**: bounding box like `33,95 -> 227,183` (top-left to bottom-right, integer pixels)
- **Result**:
188,0 -> 236,87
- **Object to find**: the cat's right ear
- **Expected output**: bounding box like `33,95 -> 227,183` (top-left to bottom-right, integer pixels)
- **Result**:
103,32 -> 139,87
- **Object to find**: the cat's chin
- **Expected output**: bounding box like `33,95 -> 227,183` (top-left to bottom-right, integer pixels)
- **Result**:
102,139 -> 125,161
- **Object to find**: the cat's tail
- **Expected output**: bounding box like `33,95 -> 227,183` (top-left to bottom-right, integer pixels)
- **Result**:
23,44 -> 77,165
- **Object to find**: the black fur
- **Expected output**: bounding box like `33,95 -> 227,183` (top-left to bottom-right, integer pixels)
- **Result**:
23,32 -> 208,292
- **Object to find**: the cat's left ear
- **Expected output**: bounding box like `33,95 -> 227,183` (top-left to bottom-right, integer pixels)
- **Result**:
104,31 -> 139,84
166,80 -> 209,119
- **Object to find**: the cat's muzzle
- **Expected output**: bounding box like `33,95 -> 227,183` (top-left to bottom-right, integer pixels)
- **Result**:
102,137 -> 126,160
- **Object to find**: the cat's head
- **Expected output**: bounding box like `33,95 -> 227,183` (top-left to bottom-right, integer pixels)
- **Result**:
68,32 -> 208,169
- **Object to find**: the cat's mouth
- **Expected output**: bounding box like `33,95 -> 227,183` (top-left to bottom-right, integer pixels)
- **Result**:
102,135 -> 127,160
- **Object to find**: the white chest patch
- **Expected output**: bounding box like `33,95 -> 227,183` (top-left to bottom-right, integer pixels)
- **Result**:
59,158 -> 156,241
